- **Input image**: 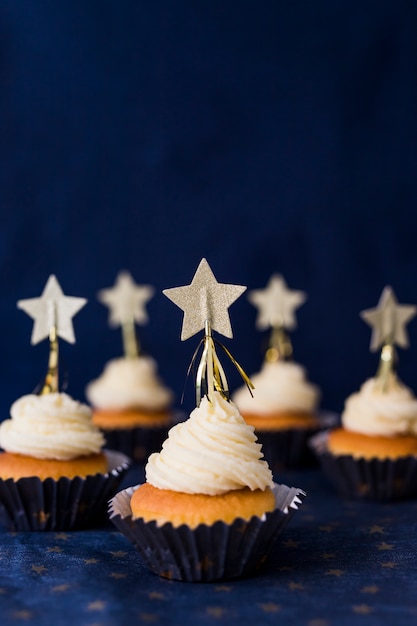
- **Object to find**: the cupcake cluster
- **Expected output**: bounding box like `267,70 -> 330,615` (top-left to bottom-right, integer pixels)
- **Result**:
1,261 -> 417,583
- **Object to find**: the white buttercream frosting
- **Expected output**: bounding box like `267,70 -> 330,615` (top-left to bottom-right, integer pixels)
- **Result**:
0,393 -> 105,460
86,356 -> 173,411
232,361 -> 320,414
145,392 -> 273,495
342,374 -> 417,437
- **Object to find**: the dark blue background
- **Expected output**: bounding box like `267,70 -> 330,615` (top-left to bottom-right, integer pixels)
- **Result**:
1,1 -> 417,418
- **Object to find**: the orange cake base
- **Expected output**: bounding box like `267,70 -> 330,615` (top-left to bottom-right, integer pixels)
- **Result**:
327,428 -> 417,460
242,411 -> 320,431
130,483 -> 276,528
0,452 -> 108,481
92,408 -> 171,430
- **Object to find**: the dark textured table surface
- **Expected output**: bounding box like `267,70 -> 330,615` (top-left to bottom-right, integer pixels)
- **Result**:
1,463 -> 416,626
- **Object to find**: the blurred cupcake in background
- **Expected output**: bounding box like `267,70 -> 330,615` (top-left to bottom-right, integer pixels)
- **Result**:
86,272 -> 174,463
233,274 -> 330,471
311,286 -> 417,500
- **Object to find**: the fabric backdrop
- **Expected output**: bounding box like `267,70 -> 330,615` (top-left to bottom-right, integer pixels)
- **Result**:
1,1 -> 417,418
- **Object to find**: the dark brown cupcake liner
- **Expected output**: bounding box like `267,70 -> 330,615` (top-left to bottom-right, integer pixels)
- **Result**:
109,482 -> 305,582
255,411 -> 339,472
310,430 -> 417,501
0,450 -> 131,531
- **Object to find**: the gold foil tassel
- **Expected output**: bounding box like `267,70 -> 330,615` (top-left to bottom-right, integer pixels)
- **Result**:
375,341 -> 397,392
39,305 -> 59,395
121,316 -> 139,359
191,320 -> 254,406
265,325 -> 293,363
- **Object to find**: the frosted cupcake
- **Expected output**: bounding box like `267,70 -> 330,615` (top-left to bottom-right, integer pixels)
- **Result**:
312,287 -> 417,500
109,259 -> 304,581
0,276 -> 130,531
87,272 -> 174,462
233,275 -> 326,469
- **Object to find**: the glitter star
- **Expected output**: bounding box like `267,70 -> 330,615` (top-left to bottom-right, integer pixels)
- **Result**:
98,271 -> 154,327
283,539 -> 300,548
87,600 -> 107,611
51,584 -> 70,592
163,258 -> 246,340
17,275 -> 86,345
377,542 -> 394,551
248,274 -> 306,330
361,585 -> 380,594
12,611 -> 32,620
31,565 -> 47,574
207,607 -> 226,618
369,525 -> 384,534
325,569 -> 345,577
288,582 -> 304,591
353,604 -> 373,615
110,550 -> 128,558
360,286 -> 416,351
259,603 -> 281,613
54,533 -> 69,541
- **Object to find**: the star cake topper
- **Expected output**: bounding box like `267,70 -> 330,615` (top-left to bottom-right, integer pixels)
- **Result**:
163,258 -> 251,406
163,258 -> 246,341
248,274 -> 306,331
360,286 -> 416,352
98,271 -> 155,358
17,275 -> 86,394
18,275 -> 86,345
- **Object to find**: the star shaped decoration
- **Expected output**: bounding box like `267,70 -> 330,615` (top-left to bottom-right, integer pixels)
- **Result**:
248,274 -> 306,331
360,286 -> 417,352
98,271 -> 154,327
18,275 -> 86,345
163,258 -> 246,340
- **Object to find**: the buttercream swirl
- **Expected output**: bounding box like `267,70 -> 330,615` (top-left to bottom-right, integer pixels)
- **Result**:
86,356 -> 173,410
342,374 -> 417,437
232,361 -> 320,414
145,392 -> 273,495
0,393 -> 105,460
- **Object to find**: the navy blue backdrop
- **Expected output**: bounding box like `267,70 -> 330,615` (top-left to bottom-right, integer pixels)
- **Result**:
1,1 -> 417,419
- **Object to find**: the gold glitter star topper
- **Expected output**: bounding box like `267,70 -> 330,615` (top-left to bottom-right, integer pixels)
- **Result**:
98,271 -> 154,358
17,275 -> 87,394
360,286 -> 416,391
248,274 -> 306,363
163,258 -> 252,406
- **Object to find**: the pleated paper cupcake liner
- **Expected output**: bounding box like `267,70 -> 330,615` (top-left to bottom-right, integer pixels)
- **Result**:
109,482 -> 305,582
256,411 -> 339,473
310,430 -> 417,501
0,450 -> 131,531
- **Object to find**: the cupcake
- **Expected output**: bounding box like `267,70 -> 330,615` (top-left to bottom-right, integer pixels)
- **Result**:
86,271 -> 174,462
312,286 -> 417,500
0,275 -> 130,531
86,355 -> 174,463
233,360 -> 323,469
233,274 -> 327,470
109,259 -> 304,581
